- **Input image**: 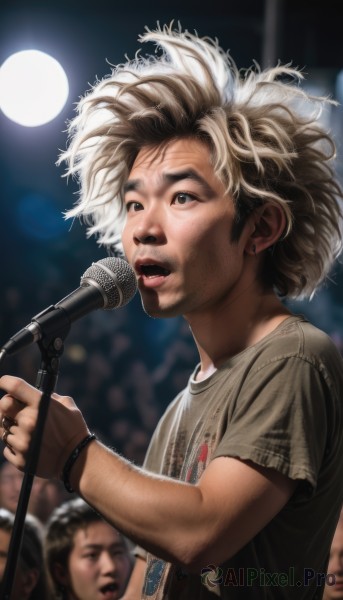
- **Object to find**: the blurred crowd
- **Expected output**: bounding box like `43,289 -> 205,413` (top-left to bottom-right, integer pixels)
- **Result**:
0,466 -> 134,599
0,456 -> 342,598
0,278 -> 198,466
0,268 -> 199,598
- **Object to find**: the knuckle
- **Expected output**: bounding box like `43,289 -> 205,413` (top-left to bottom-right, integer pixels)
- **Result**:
20,413 -> 37,434
14,435 -> 30,454
0,393 -> 11,406
0,395 -> 16,415
6,376 -> 24,394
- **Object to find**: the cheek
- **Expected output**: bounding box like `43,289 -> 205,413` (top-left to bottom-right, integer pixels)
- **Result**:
121,225 -> 133,261
183,221 -> 231,266
120,557 -> 132,582
68,557 -> 95,586
188,212 -> 231,244
68,567 -> 94,600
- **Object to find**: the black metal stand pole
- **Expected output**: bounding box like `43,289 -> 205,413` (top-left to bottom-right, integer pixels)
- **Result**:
0,335 -> 65,600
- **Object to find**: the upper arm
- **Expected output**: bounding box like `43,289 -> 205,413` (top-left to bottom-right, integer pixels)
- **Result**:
192,455 -> 297,568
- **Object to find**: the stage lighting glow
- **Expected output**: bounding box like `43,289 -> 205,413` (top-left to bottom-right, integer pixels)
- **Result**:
0,50 -> 69,127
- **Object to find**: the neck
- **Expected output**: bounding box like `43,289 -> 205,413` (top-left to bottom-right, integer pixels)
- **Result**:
185,284 -> 291,381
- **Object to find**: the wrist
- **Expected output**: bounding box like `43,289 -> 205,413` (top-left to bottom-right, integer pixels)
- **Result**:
61,433 -> 97,493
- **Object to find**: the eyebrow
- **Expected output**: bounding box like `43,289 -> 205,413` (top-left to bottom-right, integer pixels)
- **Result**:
81,542 -> 125,550
123,169 -> 216,198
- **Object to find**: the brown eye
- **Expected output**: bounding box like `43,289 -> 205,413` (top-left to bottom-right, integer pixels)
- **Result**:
173,192 -> 195,205
126,201 -> 143,212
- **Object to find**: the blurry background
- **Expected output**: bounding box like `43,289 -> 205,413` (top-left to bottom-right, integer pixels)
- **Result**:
0,0 -> 342,464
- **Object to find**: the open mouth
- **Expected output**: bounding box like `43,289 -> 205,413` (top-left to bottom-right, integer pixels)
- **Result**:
99,582 -> 119,597
140,264 -> 170,278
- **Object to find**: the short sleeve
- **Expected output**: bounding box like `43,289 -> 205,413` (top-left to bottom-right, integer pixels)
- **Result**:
212,355 -> 330,492
133,546 -> 148,561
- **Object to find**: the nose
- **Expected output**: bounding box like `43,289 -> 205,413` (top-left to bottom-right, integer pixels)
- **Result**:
100,551 -> 117,575
132,205 -> 166,245
330,554 -> 343,574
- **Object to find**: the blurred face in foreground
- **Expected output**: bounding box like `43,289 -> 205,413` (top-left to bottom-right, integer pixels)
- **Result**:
60,521 -> 132,600
0,461 -> 23,513
324,519 -> 343,599
0,528 -> 39,600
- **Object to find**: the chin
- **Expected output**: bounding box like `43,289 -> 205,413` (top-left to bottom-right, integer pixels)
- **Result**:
144,307 -> 179,319
142,301 -> 182,319
140,290 -> 187,319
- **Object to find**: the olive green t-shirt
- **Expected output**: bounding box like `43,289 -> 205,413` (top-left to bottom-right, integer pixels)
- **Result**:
140,316 -> 343,599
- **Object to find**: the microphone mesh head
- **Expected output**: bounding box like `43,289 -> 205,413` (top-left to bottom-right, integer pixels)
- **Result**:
80,257 -> 137,309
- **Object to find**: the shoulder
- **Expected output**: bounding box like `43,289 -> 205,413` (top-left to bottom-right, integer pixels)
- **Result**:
252,315 -> 343,369
244,316 -> 343,403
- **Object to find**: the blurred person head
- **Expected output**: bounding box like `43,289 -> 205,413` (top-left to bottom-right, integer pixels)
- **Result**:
28,477 -> 69,525
324,511 -> 343,599
45,497 -> 133,600
0,508 -> 49,599
0,460 -> 23,513
0,460 -> 67,525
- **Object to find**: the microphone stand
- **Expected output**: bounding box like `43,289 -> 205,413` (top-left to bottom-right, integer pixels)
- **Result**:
1,331 -> 68,600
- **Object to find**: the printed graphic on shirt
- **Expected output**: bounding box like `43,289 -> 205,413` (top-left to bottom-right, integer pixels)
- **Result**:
142,406 -> 226,599
143,558 -> 166,597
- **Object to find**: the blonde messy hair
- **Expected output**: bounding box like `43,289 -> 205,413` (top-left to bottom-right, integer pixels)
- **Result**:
60,23 -> 343,299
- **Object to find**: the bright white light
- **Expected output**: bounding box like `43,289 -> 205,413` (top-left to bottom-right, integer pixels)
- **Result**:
0,50 -> 69,127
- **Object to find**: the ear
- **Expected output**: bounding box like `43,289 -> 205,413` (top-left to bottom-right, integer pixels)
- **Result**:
52,561 -> 69,587
245,203 -> 287,256
21,568 -> 40,597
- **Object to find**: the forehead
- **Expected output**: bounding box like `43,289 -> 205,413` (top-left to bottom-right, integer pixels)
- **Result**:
129,137 -> 214,176
72,522 -> 124,548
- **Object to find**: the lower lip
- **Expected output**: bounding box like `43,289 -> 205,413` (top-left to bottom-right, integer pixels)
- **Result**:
139,274 -> 169,289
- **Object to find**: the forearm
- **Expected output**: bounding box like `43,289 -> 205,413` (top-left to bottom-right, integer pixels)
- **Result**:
0,377 -> 296,571
0,377 -> 210,565
70,439 -> 208,567
69,440 -> 296,570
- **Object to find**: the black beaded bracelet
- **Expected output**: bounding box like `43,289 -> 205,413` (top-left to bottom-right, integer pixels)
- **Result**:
62,433 -> 97,493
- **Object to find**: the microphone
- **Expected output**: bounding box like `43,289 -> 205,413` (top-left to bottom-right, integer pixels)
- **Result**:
0,257 -> 137,359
